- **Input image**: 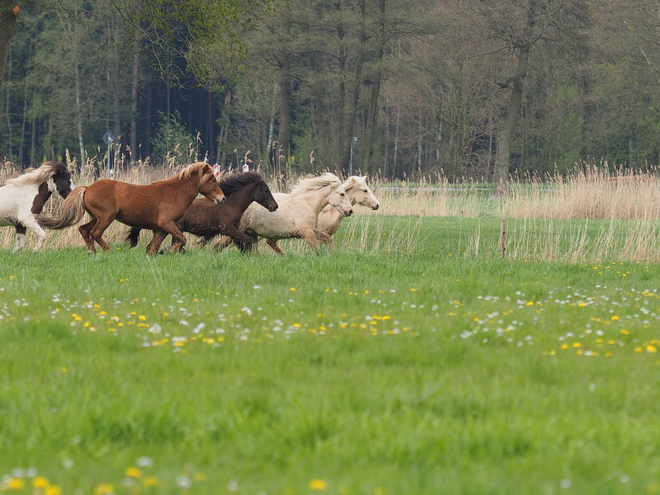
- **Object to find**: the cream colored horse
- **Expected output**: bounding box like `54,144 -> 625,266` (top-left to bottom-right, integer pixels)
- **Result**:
267,175 -> 380,252
214,173 -> 353,253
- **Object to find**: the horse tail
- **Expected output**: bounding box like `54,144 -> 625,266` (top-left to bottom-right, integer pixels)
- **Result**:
38,186 -> 87,230
125,227 -> 142,248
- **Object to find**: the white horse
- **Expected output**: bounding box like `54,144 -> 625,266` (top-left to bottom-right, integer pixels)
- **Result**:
214,172 -> 353,253
268,175 -> 380,252
0,161 -> 74,250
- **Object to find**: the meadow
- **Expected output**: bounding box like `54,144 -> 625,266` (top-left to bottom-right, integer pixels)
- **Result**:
2,166 -> 660,494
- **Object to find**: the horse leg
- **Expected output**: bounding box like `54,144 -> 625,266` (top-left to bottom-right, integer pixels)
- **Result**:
146,231 -> 168,255
21,217 -> 48,251
153,221 -> 187,254
223,226 -> 255,253
87,216 -> 115,253
302,229 -> 322,251
79,219 -> 99,253
314,228 -> 335,250
13,224 -> 27,251
212,235 -> 233,251
265,238 -> 285,255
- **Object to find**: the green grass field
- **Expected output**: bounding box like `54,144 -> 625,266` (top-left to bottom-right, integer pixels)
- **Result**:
2,216 -> 660,494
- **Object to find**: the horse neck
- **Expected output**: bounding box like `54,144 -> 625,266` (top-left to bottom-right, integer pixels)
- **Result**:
169,175 -> 202,201
296,187 -> 334,214
229,182 -> 258,210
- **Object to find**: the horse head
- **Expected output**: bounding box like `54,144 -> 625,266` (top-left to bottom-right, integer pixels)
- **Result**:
347,176 -> 380,210
50,164 -> 74,199
328,183 -> 353,217
192,163 -> 225,204
255,178 -> 278,212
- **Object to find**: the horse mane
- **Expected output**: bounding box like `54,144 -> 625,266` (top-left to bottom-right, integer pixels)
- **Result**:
290,173 -> 341,195
153,162 -> 213,186
220,171 -> 262,195
6,161 -> 68,186
343,176 -> 366,192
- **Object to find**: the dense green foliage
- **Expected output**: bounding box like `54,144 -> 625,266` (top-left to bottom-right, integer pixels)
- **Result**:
1,217 -> 660,494
2,0 -> 660,180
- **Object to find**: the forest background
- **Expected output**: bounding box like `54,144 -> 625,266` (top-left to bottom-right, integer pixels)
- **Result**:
1,0 -> 659,184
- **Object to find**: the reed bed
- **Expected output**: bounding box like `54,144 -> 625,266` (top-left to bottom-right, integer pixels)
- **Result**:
3,161 -> 660,261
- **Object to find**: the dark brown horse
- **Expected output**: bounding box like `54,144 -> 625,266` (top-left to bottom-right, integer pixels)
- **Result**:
125,171 -> 278,252
0,161 -> 73,250
39,162 -> 225,255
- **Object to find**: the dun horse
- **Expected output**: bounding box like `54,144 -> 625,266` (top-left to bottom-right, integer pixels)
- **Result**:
39,162 -> 225,255
125,171 -> 278,252
214,172 -> 353,254
268,175 -> 380,252
0,161 -> 73,250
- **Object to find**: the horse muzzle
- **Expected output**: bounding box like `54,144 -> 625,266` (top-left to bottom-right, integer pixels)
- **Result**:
268,204 -> 278,212
372,204 -> 380,210
344,209 -> 354,217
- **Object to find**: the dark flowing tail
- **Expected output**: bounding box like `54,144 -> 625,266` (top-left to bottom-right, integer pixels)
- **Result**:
38,187 -> 87,229
125,227 -> 142,248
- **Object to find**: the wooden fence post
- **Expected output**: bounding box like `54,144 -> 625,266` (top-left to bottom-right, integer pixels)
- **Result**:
500,219 -> 506,257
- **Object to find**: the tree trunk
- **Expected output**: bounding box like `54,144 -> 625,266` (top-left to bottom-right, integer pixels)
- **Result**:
0,1 -> 19,100
130,49 -> 139,163
493,0 -> 536,194
277,67 -> 292,187
493,46 -> 529,190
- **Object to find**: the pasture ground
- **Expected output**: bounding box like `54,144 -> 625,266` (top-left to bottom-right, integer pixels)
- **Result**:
1,216 -> 660,495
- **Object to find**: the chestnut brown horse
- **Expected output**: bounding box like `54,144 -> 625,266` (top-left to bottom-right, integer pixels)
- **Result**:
39,162 -> 225,254
124,171 -> 278,252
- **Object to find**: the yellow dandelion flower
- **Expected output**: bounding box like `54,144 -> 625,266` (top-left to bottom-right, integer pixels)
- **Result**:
647,345 -> 658,353
572,342 -> 581,348
611,315 -> 620,321
635,347 -> 643,353
93,484 -> 114,495
33,477 -> 50,489
45,486 -> 62,495
621,329 -> 630,335
309,479 -> 327,490
143,477 -> 159,487
290,287 -> 296,291
8,478 -> 25,490
125,467 -> 142,478
138,315 -> 146,321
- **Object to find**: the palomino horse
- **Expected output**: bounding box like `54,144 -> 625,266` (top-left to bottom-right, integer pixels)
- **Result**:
268,175 -> 380,252
214,172 -> 353,254
124,171 -> 278,252
39,162 -> 225,255
0,161 -> 74,250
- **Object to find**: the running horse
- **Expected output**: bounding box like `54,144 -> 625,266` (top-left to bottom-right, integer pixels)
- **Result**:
124,171 -> 278,252
267,175 -> 380,252
39,162 -> 225,254
0,161 -> 74,250
214,172 -> 353,254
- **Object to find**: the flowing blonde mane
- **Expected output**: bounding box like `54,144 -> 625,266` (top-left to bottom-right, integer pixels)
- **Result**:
6,162 -> 67,186
153,162 -> 214,185
343,176 -> 365,193
290,173 -> 341,196
178,162 -> 214,184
